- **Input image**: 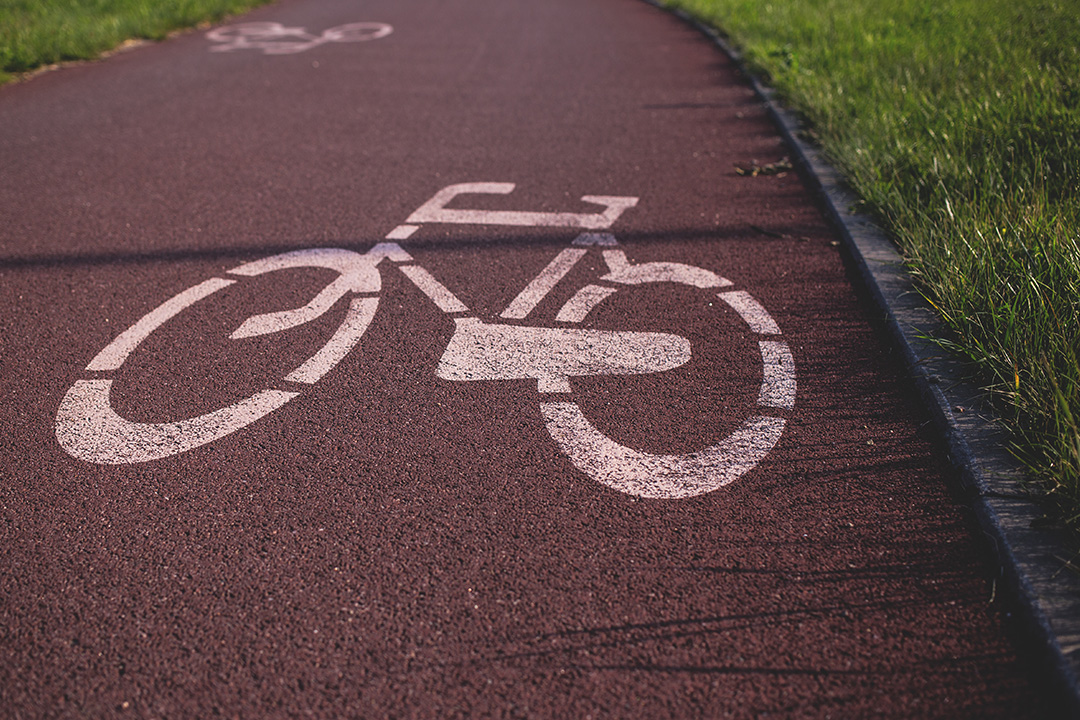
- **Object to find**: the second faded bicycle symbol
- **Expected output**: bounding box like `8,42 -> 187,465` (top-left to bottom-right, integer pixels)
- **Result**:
206,21 -> 392,55
56,183 -> 795,500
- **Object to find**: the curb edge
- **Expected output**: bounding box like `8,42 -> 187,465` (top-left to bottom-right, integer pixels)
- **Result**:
642,0 -> 1080,713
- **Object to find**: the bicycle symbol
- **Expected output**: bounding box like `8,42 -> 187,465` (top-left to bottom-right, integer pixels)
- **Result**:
56,183 -> 795,499
206,21 -> 392,55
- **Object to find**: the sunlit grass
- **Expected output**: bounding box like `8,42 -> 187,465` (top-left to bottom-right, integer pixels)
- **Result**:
666,0 -> 1080,523
0,0 -> 273,83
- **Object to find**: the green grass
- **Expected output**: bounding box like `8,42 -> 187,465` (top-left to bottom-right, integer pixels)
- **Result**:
0,0 -> 273,83
665,0 -> 1080,523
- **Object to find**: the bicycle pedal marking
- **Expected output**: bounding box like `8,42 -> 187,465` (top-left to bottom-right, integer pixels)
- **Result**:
56,248 -> 385,465
206,22 -> 393,55
434,318 -> 692,394
758,341 -> 797,410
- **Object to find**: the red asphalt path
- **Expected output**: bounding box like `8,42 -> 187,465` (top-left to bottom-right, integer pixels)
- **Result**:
0,0 -> 1052,716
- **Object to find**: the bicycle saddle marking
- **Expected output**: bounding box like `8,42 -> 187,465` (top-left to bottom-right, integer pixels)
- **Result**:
406,183 -> 639,229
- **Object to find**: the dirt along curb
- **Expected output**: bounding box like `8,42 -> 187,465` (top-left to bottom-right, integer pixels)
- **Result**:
644,0 -> 1080,714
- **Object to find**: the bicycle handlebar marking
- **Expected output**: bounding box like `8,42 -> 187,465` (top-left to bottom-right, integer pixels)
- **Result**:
227,248 -> 382,338
56,183 -> 796,499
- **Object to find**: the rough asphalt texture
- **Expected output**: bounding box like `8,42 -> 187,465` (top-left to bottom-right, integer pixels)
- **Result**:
0,0 -> 1054,716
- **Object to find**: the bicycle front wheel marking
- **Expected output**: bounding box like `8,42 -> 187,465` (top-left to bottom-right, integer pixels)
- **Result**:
56,248 -> 382,465
56,382 -> 299,465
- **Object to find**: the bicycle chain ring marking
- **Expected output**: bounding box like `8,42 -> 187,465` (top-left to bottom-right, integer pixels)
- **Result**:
206,22 -> 393,56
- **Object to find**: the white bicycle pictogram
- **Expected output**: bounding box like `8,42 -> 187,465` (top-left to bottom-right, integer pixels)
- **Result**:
56,183 -> 795,499
206,21 -> 392,55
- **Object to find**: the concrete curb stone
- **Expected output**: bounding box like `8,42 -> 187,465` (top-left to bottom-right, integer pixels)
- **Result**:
642,1 -> 1080,714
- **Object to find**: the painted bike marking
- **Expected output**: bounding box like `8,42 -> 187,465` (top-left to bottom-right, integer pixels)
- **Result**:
206,22 -> 392,55
56,183 -> 795,500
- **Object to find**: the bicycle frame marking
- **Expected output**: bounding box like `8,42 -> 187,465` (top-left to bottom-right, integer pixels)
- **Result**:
206,22 -> 393,55
56,183 -> 796,499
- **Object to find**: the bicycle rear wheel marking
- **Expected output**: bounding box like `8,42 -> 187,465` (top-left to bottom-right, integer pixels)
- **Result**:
541,405 -> 786,500
537,236 -> 795,499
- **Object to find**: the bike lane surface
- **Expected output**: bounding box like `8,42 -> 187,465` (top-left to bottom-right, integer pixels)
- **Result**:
0,0 -> 1050,716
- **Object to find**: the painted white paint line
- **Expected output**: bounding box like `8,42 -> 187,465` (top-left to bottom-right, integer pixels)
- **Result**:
555,284 -> 617,323
87,278 -> 234,372
719,290 -> 781,335
55,379 -> 298,464
601,250 -> 733,288
228,248 -> 381,339
538,376 -> 572,394
758,340 -> 796,409
436,317 -> 690,393
365,243 -> 413,263
572,232 -> 619,247
406,183 -> 639,229
385,225 -> 419,240
500,249 -> 587,319
541,402 -> 786,499
228,247 -> 381,280
398,265 -> 469,313
285,297 -> 379,384
231,276 -> 361,339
